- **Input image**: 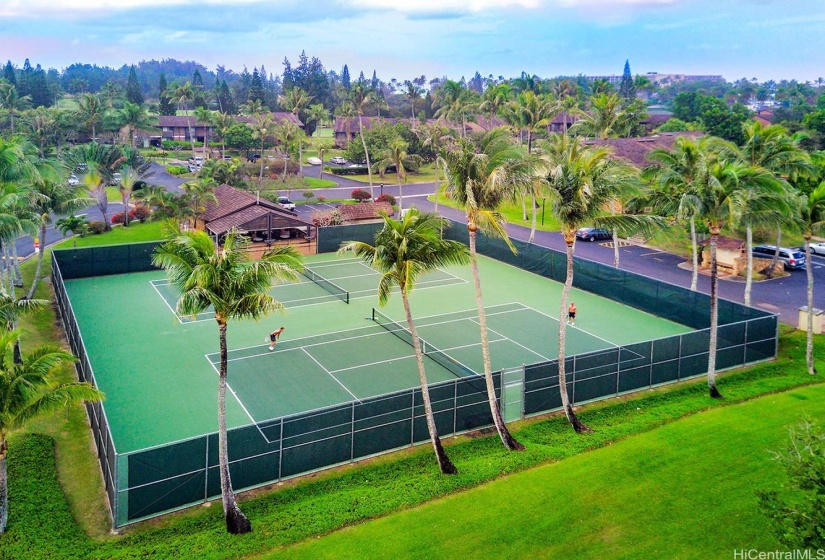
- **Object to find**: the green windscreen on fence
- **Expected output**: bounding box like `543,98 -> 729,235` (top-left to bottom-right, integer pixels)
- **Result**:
317,222 -> 384,254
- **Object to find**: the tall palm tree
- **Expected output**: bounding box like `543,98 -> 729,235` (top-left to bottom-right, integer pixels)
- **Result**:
375,139 -> 422,211
797,184 -> 825,375
21,106 -> 56,158
571,93 -> 627,139
26,162 -> 92,298
194,107 -> 214,155
479,83 -> 512,126
118,101 -> 157,148
153,227 -> 301,534
117,166 -> 140,227
0,329 -> 103,533
170,82 -> 196,152
341,210 -> 469,473
540,133 -> 656,432
274,121 -> 300,181
415,121 -> 453,218
403,80 -> 423,122
434,81 -> 471,138
251,112 -> 276,180
82,163 -> 111,231
212,112 -> 235,158
134,185 -> 182,219
0,136 -> 39,291
182,177 -> 219,226
278,88 -> 313,177
0,81 -> 30,135
439,128 -> 527,451
350,82 -> 376,197
306,103 -> 330,139
77,92 -> 103,140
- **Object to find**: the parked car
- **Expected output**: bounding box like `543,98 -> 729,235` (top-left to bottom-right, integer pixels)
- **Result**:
329,156 -> 347,165
752,244 -> 806,270
306,157 -> 323,166
67,174 -> 80,186
108,172 -> 122,186
248,153 -> 261,162
222,155 -> 233,161
809,241 -> 825,256
575,227 -> 611,242
277,196 -> 296,211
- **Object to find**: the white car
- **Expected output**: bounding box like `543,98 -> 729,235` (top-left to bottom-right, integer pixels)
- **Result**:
810,241 -> 825,256
277,196 -> 296,211
67,174 -> 80,186
329,156 -> 347,165
306,157 -> 322,166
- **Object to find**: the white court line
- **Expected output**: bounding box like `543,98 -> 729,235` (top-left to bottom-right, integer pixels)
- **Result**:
301,348 -> 361,402
203,355 -> 269,442
329,353 -> 417,374
469,317 -> 551,362
149,279 -> 185,324
412,302 -> 528,323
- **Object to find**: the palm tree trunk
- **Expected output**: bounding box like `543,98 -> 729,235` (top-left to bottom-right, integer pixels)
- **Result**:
298,136 -> 303,178
744,226 -> 753,307
433,161 -> 440,219
690,217 -> 698,291
397,171 -> 404,211
767,225 -> 782,276
185,106 -> 195,154
529,195 -> 537,243
401,291 -> 457,474
468,225 -> 524,451
11,242 -> 22,288
521,196 -> 528,221
612,229 -> 620,268
217,320 -> 252,534
0,445 -> 7,535
358,114 -> 374,198
805,240 -> 818,375
707,229 -> 722,398
558,238 -> 593,433
27,223 -> 48,300
3,246 -> 12,295
261,140 -> 266,180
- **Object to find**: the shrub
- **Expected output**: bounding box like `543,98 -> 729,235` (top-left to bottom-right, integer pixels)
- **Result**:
166,165 -> 188,176
132,205 -> 151,222
87,221 -> 106,234
317,195 -> 326,202
375,193 -> 396,206
351,189 -> 372,202
111,212 -> 126,224
330,166 -> 369,176
303,191 -> 314,200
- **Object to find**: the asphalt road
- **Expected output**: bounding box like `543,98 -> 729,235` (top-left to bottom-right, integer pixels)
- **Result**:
20,162 -> 823,326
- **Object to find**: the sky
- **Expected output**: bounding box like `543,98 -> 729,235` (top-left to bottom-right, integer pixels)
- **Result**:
1,0 -> 823,83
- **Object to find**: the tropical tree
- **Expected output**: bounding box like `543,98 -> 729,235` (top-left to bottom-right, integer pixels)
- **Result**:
182,177 -> 218,226
571,93 -> 627,139
194,107 -> 214,154
375,139 -> 422,211
26,162 -> 92,298
116,166 -> 140,227
540,133 -> 657,432
0,329 -> 103,533
251,112 -> 276,180
479,83 -> 512,125
439,128 -> 527,451
212,111 -> 235,158
336,101 -> 357,146
434,80 -> 472,138
0,136 -> 39,290
21,106 -> 56,157
279,88 -> 312,176
117,101 -> 157,148
134,186 -> 184,219
153,227 -> 302,533
403,80 -> 423,121
415,121 -> 453,217
274,120 -> 300,181
169,82 -> 196,152
797,184 -> 825,375
76,92 -> 103,140
341,210 -> 469,473
306,103 -> 330,138
55,214 -> 89,244
82,163 -> 111,231
350,82 -> 376,197
0,81 -> 30,134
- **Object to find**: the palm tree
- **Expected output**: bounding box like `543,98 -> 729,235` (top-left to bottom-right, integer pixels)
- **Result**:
375,139 -> 422,211
134,185 -> 182,219
194,107 -> 214,155
541,133 -> 657,432
341,210 -> 469,473
0,329 -> 103,533
170,82 -> 196,152
274,121 -> 300,181
571,93 -> 627,139
439,128 -> 527,451
479,83 -> 512,126
212,112 -> 235,158
26,162 -> 92,298
403,80 -> 423,122
82,163 -> 111,231
0,293 -> 48,364
317,140 -> 334,179
306,103 -> 330,138
798,184 -> 825,375
117,102 -> 157,148
278,88 -> 313,177
0,81 -> 30,134
55,214 -> 88,245
434,81 -> 471,138
251,112 -> 276,180
182,177 -> 218,226
21,106 -> 56,158
336,101 -> 357,147
116,166 -> 140,227
350,82 -> 376,197
76,93 -> 103,140
153,227 -> 302,534
0,136 -> 39,290
415,121 -> 453,218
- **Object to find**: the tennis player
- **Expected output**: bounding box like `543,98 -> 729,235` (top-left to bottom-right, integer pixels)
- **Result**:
567,302 -> 577,326
267,326 -> 285,351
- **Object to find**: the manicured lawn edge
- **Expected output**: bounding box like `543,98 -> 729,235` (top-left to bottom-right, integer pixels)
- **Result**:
1,322 -> 822,558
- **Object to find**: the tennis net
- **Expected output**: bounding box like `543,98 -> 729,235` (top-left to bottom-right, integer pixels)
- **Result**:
372,308 -> 475,378
302,267 -> 349,304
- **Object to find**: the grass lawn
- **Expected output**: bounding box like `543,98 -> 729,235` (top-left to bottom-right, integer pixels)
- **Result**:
267,383 -> 825,559
432,193 -> 562,232
56,221 -> 165,249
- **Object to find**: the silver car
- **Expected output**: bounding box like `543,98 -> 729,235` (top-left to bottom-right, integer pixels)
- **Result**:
810,241 -> 825,256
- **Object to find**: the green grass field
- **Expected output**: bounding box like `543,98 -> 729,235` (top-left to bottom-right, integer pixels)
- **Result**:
265,384 -> 825,559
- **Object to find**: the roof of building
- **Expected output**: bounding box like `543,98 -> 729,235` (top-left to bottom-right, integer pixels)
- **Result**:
583,131 -> 705,168
202,184 -> 312,235
159,112 -> 303,128
338,201 -> 394,222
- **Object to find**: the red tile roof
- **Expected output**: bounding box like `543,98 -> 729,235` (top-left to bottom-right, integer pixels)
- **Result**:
338,201 -> 394,222
584,131 -> 705,168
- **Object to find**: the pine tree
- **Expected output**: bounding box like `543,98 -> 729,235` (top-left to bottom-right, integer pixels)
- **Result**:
619,59 -> 636,105
248,68 -> 264,103
193,69 -> 207,109
282,57 -> 294,91
2,61 -> 15,86
371,70 -> 379,90
342,64 -> 351,90
218,80 -> 236,114
126,65 -> 144,105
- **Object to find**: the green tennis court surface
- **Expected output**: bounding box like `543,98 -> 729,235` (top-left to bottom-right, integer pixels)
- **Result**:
63,252 -> 691,453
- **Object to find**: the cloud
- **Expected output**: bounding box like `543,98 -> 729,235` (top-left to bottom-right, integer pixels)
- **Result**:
0,0 -> 263,17
348,0 -> 540,12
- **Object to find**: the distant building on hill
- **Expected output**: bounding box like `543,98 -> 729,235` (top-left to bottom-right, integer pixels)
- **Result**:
584,73 -> 724,86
